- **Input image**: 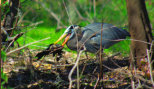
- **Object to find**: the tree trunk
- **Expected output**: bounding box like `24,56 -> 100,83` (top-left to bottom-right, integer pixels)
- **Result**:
2,0 -> 19,42
126,0 -> 153,69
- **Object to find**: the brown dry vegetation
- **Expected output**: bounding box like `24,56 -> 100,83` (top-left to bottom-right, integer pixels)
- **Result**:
1,0 -> 154,89
3,49 -> 153,89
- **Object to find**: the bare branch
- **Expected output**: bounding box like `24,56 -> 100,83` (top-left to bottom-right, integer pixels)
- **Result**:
68,50 -> 84,89
6,37 -> 50,55
5,32 -> 24,52
35,0 -> 64,26
62,0 -> 73,25
146,49 -> 154,86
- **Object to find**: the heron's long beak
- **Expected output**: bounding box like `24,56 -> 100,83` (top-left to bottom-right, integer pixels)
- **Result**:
54,33 -> 71,47
62,34 -> 71,46
54,34 -> 67,45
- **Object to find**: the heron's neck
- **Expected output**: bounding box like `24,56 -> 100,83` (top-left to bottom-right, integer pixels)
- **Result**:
66,31 -> 83,50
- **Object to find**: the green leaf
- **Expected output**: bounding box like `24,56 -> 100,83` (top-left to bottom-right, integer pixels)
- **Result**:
1,0 -> 9,6
1,69 -> 8,82
1,51 -> 6,62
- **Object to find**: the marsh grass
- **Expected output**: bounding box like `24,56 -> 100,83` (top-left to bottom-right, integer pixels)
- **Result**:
17,27 -> 65,49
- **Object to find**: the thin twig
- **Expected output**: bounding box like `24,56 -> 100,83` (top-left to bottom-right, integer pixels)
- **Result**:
62,0 -> 73,25
68,50 -> 84,89
77,60 -> 80,89
98,23 -> 103,87
146,49 -> 154,87
130,48 -> 136,89
6,37 -> 50,55
93,0 -> 96,19
110,38 -> 151,44
94,74 -> 100,89
5,32 -> 24,52
18,8 -> 32,25
3,21 -> 44,31
72,3 -> 91,22
36,0 -> 64,26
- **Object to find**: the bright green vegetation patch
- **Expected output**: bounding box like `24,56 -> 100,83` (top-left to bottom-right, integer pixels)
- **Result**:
17,27 -> 65,50
104,38 -> 130,56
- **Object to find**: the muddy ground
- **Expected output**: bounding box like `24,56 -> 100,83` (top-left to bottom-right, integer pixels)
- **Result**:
2,49 -> 152,89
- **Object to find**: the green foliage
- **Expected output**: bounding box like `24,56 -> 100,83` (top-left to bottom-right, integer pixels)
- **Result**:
1,51 -> 6,61
1,51 -> 8,89
145,1 -> 154,27
1,0 -> 9,6
104,38 -> 130,56
13,0 -> 154,56
17,27 -> 65,49
1,0 -> 10,19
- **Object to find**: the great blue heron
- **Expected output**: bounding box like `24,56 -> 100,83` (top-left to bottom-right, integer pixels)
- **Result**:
54,23 -> 130,53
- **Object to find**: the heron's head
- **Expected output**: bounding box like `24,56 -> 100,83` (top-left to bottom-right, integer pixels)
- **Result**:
54,25 -> 80,46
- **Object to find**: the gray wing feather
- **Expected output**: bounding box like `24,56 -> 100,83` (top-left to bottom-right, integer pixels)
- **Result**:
80,23 -> 130,52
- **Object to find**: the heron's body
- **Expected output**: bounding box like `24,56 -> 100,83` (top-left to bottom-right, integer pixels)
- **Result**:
55,23 -> 130,53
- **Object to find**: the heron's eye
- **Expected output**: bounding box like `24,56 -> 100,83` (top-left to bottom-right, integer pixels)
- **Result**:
67,25 -> 79,34
68,30 -> 72,34
70,25 -> 75,29
70,25 -> 78,29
